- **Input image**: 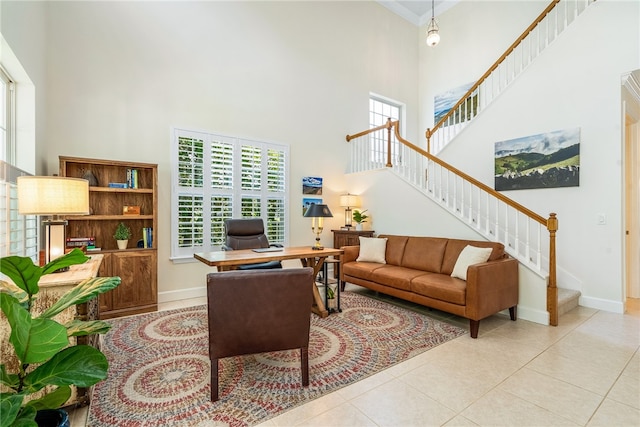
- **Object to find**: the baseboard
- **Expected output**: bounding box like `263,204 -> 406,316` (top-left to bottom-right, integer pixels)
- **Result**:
513,305 -> 550,326
579,295 -> 624,314
158,286 -> 206,304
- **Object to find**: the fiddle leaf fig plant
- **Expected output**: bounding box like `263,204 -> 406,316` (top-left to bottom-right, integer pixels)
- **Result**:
0,249 -> 121,427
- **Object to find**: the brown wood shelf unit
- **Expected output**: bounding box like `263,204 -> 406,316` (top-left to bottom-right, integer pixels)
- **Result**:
59,156 -> 158,319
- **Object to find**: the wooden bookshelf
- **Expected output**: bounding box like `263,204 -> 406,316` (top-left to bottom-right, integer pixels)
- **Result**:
59,156 -> 158,319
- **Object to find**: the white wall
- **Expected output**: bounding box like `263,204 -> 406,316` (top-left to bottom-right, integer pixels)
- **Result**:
1,1 -> 420,297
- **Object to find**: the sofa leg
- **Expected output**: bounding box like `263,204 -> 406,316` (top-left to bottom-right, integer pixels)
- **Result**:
469,319 -> 479,339
509,306 -> 517,321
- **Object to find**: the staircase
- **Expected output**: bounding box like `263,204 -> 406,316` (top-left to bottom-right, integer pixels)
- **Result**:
346,0 -> 596,324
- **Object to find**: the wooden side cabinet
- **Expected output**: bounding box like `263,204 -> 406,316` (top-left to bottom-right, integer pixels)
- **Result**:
332,229 -> 375,249
60,156 -> 158,319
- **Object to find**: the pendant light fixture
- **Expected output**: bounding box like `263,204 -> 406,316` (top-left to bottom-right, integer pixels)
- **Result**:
426,0 -> 440,47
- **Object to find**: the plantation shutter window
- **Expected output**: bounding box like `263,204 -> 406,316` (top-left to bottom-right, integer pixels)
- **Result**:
171,129 -> 289,260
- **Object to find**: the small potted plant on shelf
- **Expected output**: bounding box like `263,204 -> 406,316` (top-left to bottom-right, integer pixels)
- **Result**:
352,209 -> 368,231
0,249 -> 121,427
113,222 -> 132,250
326,286 -> 337,310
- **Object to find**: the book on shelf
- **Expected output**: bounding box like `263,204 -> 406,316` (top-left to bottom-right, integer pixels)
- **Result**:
66,237 -> 96,248
108,182 -> 128,188
126,168 -> 139,189
142,227 -> 153,248
86,247 -> 102,252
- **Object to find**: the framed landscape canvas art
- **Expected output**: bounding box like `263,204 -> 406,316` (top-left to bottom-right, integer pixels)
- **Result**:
302,198 -> 322,215
494,128 -> 580,191
302,177 -> 322,195
434,81 -> 478,125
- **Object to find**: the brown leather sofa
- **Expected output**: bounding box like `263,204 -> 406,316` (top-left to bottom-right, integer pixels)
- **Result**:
341,235 -> 519,338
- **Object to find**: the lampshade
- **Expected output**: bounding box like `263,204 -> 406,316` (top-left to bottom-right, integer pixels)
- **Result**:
303,203 -> 333,218
339,194 -> 361,208
17,176 -> 90,215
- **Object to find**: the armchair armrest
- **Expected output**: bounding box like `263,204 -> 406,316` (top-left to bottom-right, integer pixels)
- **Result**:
465,257 -> 519,321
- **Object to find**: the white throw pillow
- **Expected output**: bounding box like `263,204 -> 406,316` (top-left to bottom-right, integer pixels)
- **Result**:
451,245 -> 493,280
356,237 -> 388,264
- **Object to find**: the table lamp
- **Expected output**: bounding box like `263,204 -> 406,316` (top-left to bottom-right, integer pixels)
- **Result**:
303,203 -> 333,250
17,176 -> 90,264
339,194 -> 360,229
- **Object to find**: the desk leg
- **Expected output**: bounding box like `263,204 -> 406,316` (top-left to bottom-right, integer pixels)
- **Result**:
301,257 -> 329,318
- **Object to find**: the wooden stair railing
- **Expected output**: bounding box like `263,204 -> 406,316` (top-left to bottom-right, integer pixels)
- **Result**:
426,0 -> 594,154
347,119 -> 560,325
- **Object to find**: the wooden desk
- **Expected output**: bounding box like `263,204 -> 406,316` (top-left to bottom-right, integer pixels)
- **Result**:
194,246 -> 343,318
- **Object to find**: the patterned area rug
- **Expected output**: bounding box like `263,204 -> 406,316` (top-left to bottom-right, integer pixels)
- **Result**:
88,291 -> 466,426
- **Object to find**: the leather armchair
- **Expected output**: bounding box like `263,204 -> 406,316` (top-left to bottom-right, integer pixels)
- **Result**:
222,218 -> 282,269
206,267 -> 314,401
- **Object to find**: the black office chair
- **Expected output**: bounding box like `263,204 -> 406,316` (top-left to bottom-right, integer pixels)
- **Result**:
222,218 -> 283,270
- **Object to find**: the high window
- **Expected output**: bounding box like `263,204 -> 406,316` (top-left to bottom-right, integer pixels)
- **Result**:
171,129 -> 288,260
0,67 -> 36,259
369,94 -> 405,166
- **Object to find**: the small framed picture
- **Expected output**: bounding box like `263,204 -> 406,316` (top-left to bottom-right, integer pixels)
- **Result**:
302,197 -> 322,215
302,176 -> 323,195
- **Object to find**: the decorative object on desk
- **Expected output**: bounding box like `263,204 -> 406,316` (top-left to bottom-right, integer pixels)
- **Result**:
0,249 -> 121,427
303,203 -> 332,250
302,176 -> 322,195
113,222 -> 132,250
352,209 -> 368,231
17,176 -> 90,265
87,292 -> 465,427
302,197 -> 322,216
339,193 -> 361,229
81,169 -> 98,187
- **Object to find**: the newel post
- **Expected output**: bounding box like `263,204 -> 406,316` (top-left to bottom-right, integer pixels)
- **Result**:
546,212 -> 558,326
425,128 -> 432,154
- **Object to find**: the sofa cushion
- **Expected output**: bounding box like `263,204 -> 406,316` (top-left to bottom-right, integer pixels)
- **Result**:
356,237 -> 387,263
451,245 -> 493,280
400,237 -> 448,273
441,239 -> 505,275
411,273 -> 467,305
379,235 -> 409,266
364,265 -> 426,291
342,261 -> 386,282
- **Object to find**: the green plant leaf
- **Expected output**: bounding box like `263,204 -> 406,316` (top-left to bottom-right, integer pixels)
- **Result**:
41,249 -> 89,276
11,404 -> 37,427
24,386 -> 71,412
0,392 -> 25,427
0,256 -> 42,296
65,319 -> 112,337
0,280 -> 29,306
39,276 -> 121,319
23,346 -> 108,393
0,292 -> 68,364
0,364 -> 20,390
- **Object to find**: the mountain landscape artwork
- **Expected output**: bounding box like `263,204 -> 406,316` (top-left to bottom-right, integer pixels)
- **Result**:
494,128 -> 580,191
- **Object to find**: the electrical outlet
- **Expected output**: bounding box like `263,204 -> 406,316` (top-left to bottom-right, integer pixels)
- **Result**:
597,214 -> 606,225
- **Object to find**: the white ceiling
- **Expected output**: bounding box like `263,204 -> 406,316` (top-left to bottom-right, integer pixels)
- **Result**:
377,0 -> 458,26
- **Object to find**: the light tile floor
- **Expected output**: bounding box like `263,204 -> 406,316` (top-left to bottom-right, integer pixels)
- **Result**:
71,288 -> 640,427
